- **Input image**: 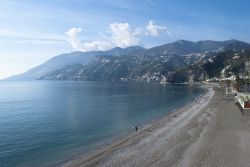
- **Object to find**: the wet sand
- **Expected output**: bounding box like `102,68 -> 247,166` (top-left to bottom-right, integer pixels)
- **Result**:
63,86 -> 250,167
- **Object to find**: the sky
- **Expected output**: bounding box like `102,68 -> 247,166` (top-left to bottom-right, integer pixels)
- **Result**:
0,0 -> 250,79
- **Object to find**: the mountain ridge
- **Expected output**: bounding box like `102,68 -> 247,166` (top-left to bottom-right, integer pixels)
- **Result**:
7,39 -> 250,82
7,46 -> 145,80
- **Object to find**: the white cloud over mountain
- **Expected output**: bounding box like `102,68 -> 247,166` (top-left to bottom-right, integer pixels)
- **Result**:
81,41 -> 112,51
65,27 -> 111,51
146,20 -> 167,36
66,20 -> 171,51
65,27 -> 82,49
109,23 -> 140,47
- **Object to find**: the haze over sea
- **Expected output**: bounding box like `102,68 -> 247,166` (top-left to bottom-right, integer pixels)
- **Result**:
0,81 -> 203,167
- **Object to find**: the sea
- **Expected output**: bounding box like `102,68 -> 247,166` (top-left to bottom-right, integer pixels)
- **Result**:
0,81 -> 204,167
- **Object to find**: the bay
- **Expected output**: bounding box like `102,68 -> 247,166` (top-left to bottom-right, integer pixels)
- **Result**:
0,81 -> 204,167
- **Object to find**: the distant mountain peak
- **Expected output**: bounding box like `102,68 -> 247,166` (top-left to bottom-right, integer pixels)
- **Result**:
105,45 -> 146,56
226,39 -> 240,42
176,39 -> 193,43
108,45 -> 144,51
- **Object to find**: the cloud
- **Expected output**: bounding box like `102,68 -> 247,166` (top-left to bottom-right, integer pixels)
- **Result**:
109,23 -> 140,47
65,27 -> 82,49
66,21 -> 171,51
65,27 -> 112,51
146,20 -> 169,37
82,41 -> 112,51
0,28 -> 65,44
0,39 -> 65,45
0,29 -> 20,37
66,23 -> 142,51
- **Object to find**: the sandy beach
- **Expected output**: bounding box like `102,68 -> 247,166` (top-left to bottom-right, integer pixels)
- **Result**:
63,86 -> 250,167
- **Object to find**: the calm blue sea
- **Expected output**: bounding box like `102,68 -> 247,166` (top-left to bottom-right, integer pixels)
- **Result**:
0,81 -> 204,167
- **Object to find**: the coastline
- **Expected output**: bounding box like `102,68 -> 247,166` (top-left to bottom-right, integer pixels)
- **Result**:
62,85 -> 214,167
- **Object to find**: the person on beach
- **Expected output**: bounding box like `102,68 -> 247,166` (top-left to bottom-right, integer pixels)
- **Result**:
133,126 -> 138,131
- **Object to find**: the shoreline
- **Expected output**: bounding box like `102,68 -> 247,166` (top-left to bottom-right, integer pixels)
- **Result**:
62,85 -> 214,167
